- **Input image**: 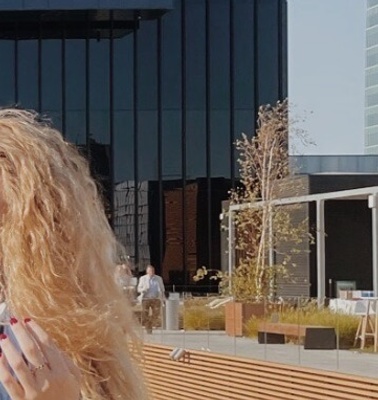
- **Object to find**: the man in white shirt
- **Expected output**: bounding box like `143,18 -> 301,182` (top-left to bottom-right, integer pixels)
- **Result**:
137,265 -> 165,334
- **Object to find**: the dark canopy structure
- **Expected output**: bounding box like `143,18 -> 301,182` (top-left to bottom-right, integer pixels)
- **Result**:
0,0 -> 173,38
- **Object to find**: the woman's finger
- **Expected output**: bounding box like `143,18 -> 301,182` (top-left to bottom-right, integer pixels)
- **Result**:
0,333 -> 36,392
8,318 -> 46,370
0,344 -> 26,400
23,319 -> 65,372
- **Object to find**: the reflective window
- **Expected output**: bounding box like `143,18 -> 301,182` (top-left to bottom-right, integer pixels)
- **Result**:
367,46 -> 378,68
366,86 -> 378,107
186,0 -> 206,111
367,26 -> 378,48
366,106 -> 378,126
41,40 -> 61,114
65,40 -> 86,145
367,6 -> 378,28
209,0 -> 230,110
366,66 -> 378,88
186,0 -> 206,179
209,0 -> 231,178
0,41 -> 15,105
162,110 -> 181,178
113,35 -> 134,183
368,0 -> 378,9
19,40 -> 38,109
234,0 -> 254,110
258,0 -> 280,105
162,3 -> 181,110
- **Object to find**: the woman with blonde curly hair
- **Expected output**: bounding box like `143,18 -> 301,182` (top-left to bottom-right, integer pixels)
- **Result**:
0,109 -> 148,399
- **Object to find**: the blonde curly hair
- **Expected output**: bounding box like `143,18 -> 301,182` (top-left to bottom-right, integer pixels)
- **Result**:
0,109 -> 147,399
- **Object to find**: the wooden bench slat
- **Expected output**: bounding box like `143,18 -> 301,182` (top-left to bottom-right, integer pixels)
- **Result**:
157,354 -> 378,392
258,322 -> 308,336
143,354 -> 378,395
141,344 -> 378,400
147,373 -> 324,400
144,360 -> 374,400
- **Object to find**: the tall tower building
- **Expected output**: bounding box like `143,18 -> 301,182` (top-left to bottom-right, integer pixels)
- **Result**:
366,0 -> 378,153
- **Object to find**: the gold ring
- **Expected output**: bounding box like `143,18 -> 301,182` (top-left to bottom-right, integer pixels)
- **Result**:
31,363 -> 47,374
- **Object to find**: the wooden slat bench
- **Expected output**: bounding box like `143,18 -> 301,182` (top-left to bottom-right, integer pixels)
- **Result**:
257,322 -> 336,349
141,343 -> 378,400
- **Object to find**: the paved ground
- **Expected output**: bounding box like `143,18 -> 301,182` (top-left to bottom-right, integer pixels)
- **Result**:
142,329 -> 378,379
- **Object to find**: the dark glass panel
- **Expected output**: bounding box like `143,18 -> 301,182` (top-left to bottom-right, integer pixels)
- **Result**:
233,0 -> 254,110
138,20 -> 158,111
162,110 -> 181,179
209,0 -> 230,110
88,38 -> 111,206
44,110 -> 63,132
41,40 -> 61,112
210,110 -> 230,178
66,111 -> 86,146
89,110 -> 111,214
185,0 -> 206,180
258,0 -> 279,105
113,35 -> 133,111
209,0 -> 230,178
186,0 -> 205,110
0,41 -> 15,105
113,178 -> 137,263
186,110 -> 206,179
136,180 -> 150,269
138,111 -> 158,180
114,111 -> 134,183
161,1 -> 181,110
18,40 -> 38,109
113,33 -> 134,183
65,39 -> 85,144
137,20 -> 158,181
235,109 -> 254,138
89,39 -> 110,114
90,110 -> 111,145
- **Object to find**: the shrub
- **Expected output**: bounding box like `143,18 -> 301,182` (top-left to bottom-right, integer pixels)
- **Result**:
181,298 -> 225,331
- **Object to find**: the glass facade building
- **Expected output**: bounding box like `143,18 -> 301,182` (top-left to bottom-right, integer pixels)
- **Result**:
366,0 -> 378,153
0,0 -> 287,288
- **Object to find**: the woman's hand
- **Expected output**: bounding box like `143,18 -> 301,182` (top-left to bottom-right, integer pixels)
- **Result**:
0,318 -> 81,400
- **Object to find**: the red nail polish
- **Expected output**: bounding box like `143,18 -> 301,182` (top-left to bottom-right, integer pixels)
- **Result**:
24,318 -> 31,324
0,334 -> 7,341
10,317 -> 17,325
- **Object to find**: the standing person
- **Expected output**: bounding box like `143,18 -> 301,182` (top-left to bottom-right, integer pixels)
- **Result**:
114,261 -> 133,291
115,261 -> 138,303
0,109 -> 147,399
137,265 -> 165,334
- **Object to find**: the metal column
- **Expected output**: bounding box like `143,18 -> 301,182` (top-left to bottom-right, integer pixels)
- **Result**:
369,194 -> 378,296
228,209 -> 234,292
316,200 -> 326,306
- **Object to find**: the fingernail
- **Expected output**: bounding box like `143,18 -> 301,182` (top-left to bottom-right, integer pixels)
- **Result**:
10,317 -> 18,325
24,318 -> 31,324
0,334 -> 7,341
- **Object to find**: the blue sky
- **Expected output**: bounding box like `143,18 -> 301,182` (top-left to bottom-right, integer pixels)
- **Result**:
288,0 -> 366,155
